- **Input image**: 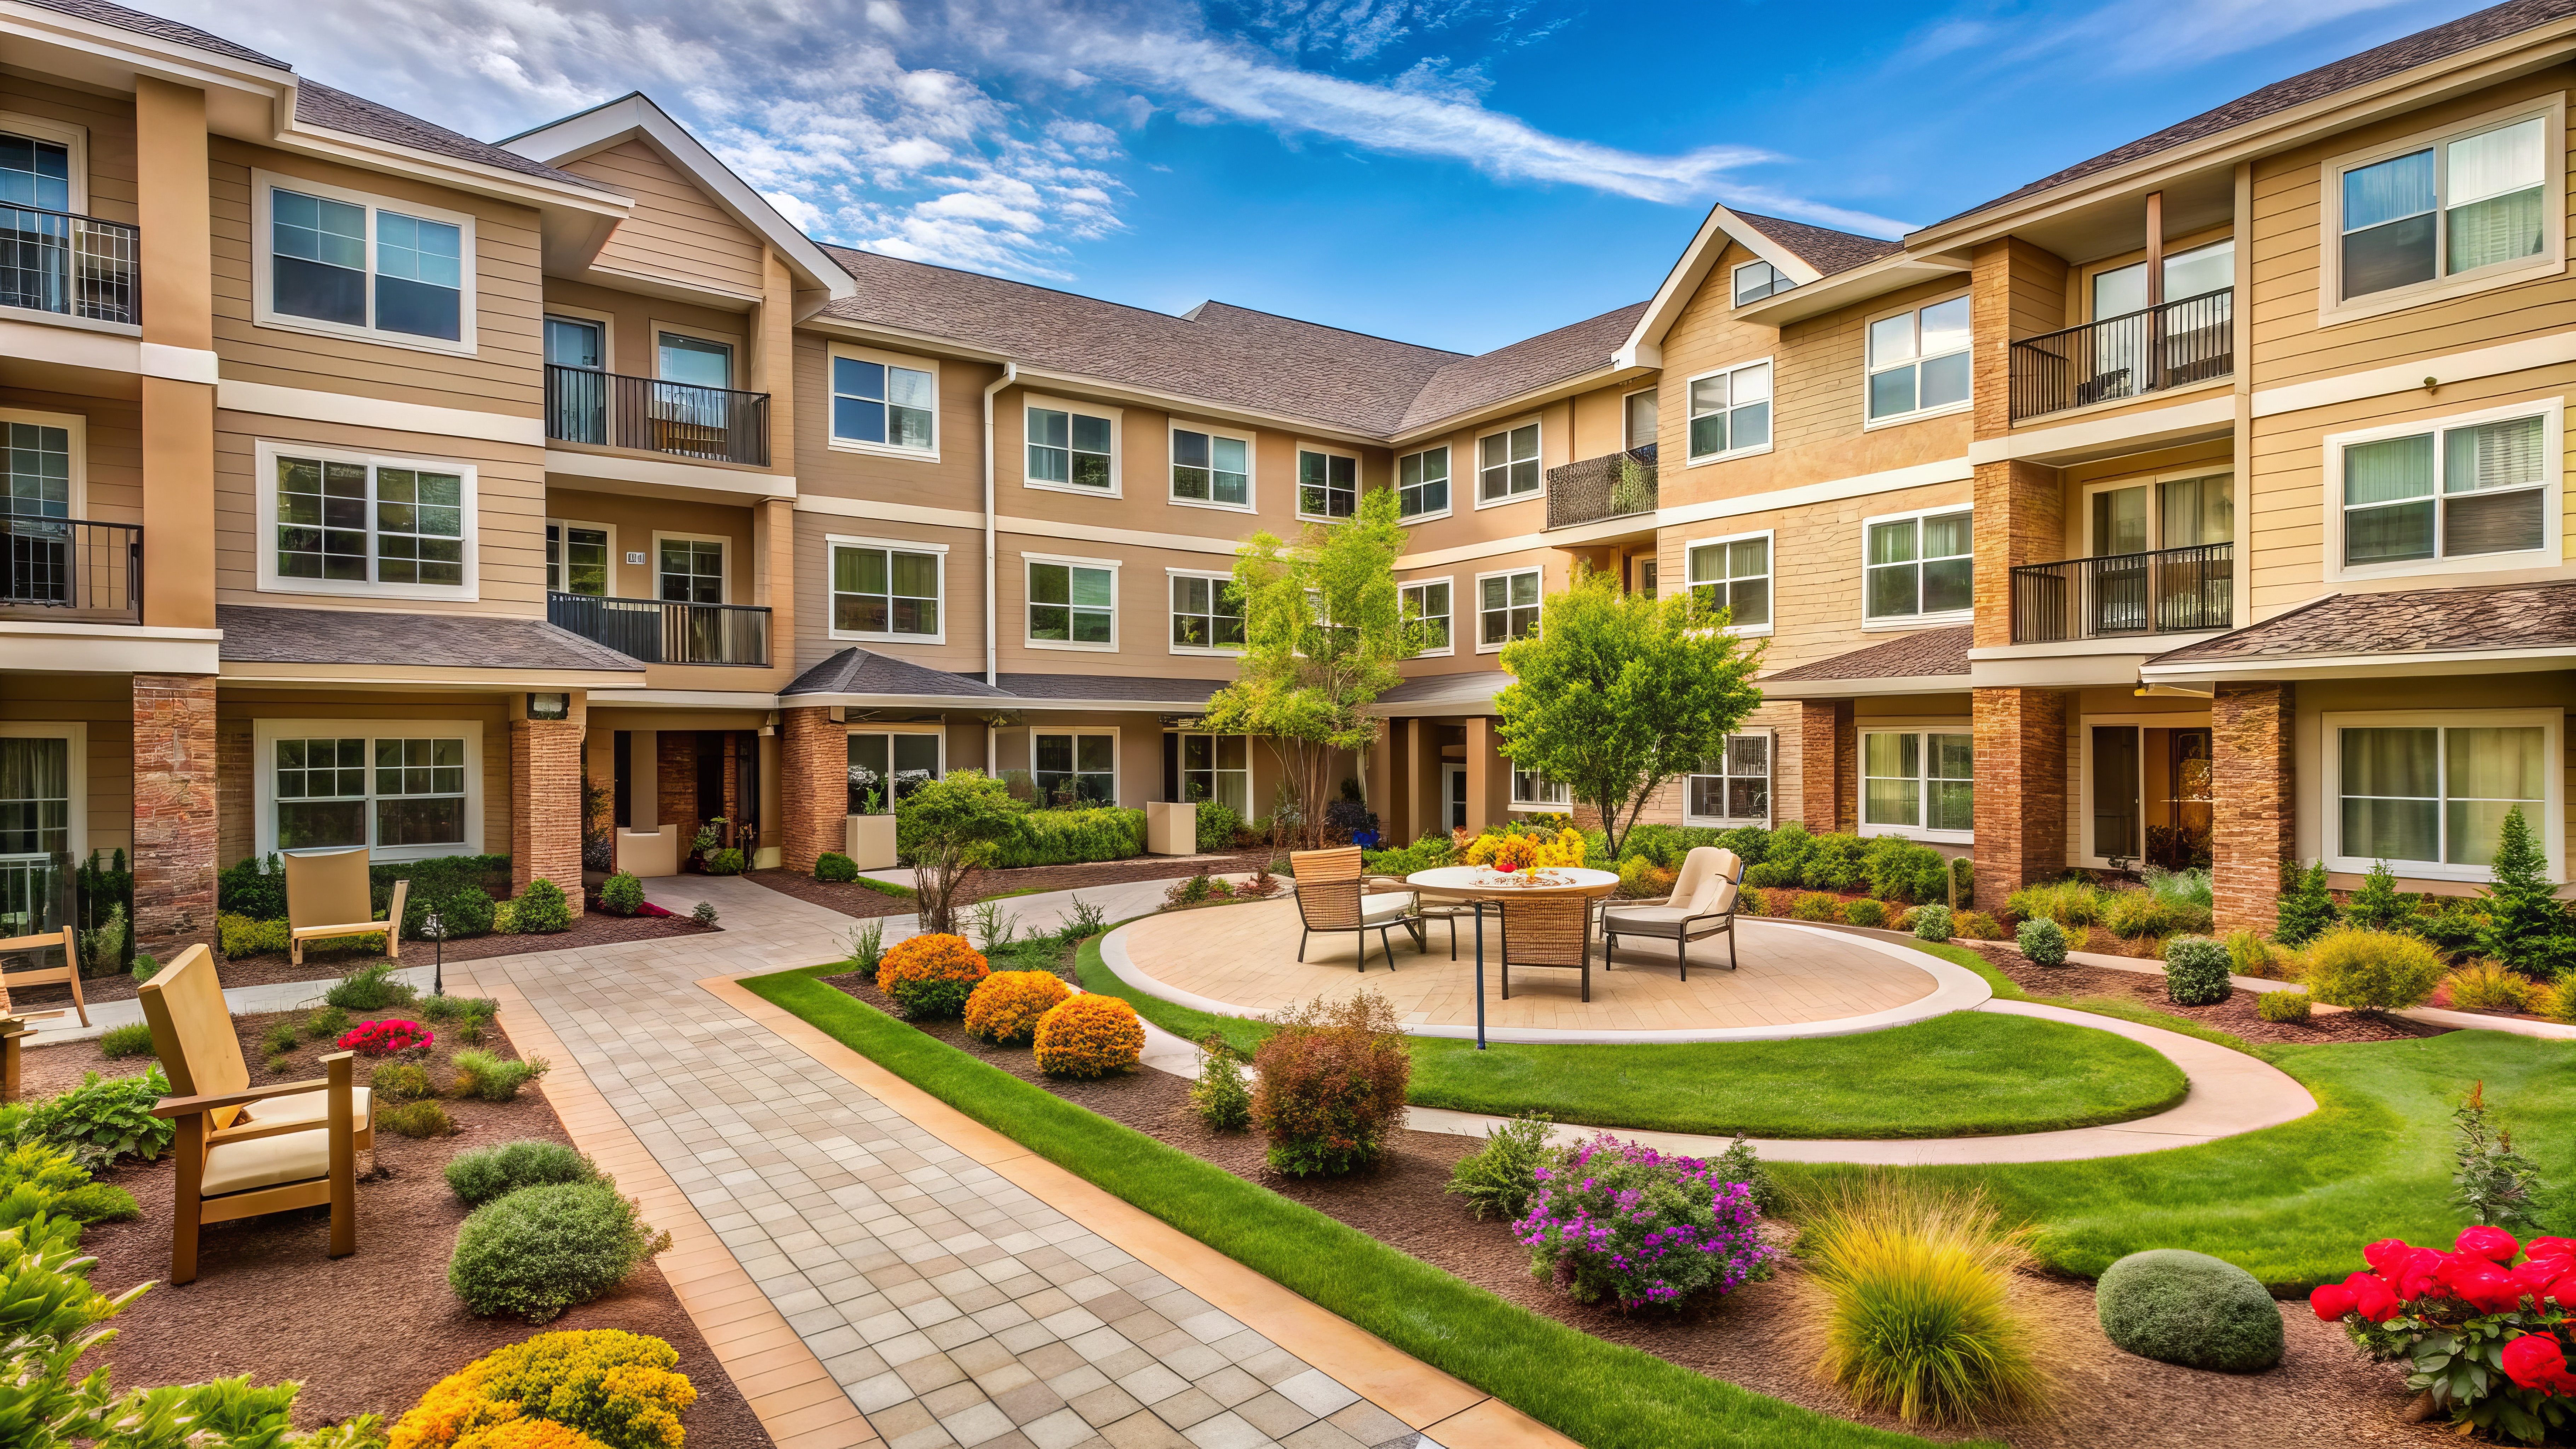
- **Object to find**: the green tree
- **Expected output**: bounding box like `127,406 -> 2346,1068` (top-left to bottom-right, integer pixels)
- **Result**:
2273,859 -> 2338,947
1198,485 -> 1415,847
2477,804 -> 2576,980
894,770 -> 1024,935
2342,860 -> 2416,933
1492,566 -> 1764,857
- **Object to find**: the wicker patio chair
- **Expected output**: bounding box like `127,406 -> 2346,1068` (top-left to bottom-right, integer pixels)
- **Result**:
1497,891 -> 1592,1002
1289,846 -> 1423,972
1601,846 -> 1741,979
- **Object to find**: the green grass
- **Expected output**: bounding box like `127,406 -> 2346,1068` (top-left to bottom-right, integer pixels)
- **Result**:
855,876 -> 917,901
1910,939 -> 2265,1058
1074,934 -> 2185,1139
741,967 -> 1957,1449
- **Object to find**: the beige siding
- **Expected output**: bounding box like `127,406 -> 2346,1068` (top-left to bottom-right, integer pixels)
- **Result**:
789,510 -> 987,676
569,139 -> 768,299
544,486 -> 757,603
0,75 -> 138,224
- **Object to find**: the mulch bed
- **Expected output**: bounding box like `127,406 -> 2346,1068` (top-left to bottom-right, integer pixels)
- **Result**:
818,953 -> 2439,1448
23,1013 -> 770,1446
746,848 -> 1276,921
1960,943 -> 2445,1046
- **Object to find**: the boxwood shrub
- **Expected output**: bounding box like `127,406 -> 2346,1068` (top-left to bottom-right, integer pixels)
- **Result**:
449,1179 -> 669,1322
2162,935 -> 2233,1006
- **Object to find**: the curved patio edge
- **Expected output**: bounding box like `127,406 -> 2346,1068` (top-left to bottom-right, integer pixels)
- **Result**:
1096,916 -> 1993,1044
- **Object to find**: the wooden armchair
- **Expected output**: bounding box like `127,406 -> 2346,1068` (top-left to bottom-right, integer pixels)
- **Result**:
140,945 -> 371,1283
0,926 -> 86,1027
284,848 -> 404,968
1601,847 -> 1742,980
1289,846 -> 1422,972
1498,892 -> 1592,1002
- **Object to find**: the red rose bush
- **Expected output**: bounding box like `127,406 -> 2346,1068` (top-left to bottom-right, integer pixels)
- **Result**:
2310,1228 -> 2576,1442
339,1018 -> 435,1056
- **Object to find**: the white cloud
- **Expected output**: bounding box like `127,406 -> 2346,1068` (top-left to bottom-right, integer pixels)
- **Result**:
1905,0 -> 2425,75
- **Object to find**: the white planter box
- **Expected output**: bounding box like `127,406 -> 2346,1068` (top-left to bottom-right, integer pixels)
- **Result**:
616,826 -> 681,879
845,813 -> 899,871
1146,800 -> 1196,856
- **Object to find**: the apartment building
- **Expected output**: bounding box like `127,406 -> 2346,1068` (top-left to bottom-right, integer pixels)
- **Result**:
3,0 -> 2570,962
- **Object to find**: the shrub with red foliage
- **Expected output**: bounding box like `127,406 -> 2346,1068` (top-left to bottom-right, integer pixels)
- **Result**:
1249,991 -> 1410,1177
338,1018 -> 434,1056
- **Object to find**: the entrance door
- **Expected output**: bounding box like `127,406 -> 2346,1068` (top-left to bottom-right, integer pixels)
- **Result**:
2090,725 -> 2142,866
1443,766 -> 1468,831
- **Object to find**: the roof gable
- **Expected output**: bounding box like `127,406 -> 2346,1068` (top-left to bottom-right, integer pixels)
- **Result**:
1620,203 -> 1903,360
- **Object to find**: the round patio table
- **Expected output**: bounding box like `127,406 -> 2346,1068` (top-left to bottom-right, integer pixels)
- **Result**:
1402,865 -> 1620,900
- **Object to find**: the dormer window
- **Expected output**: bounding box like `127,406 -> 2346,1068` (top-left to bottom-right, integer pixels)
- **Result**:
1733,260 -> 1789,305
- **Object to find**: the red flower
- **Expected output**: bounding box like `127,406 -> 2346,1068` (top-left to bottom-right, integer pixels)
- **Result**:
2550,1272 -> 2576,1309
2396,1248 -> 2446,1301
336,1018 -> 433,1056
2439,1258 -> 2523,1315
2502,1333 -> 2576,1396
2350,1273 -> 2402,1323
2529,1238 -> 2576,1271
2310,1282 -> 2357,1321
2458,1225 -> 2521,1263
2364,1239 -> 2414,1275
2508,1259 -> 2561,1305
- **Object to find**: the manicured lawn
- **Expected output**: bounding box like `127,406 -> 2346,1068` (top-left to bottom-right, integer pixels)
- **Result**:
740,967 -> 1959,1449
1077,934 -> 2187,1138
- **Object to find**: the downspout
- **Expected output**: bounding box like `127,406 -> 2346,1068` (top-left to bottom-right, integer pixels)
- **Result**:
983,362 -> 1017,773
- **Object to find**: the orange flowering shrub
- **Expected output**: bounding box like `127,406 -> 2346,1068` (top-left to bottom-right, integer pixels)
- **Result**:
963,970 -> 1073,1045
876,932 -> 990,1019
390,1329 -> 692,1449
1032,994 -> 1144,1078
454,1426 -> 602,1449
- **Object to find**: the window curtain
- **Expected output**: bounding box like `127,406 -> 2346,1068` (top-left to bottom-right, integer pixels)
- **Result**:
0,738 -> 69,856
2444,726 -> 2547,865
2446,119 -> 2547,274
2340,727 -> 2439,863
2444,416 -> 2548,556
2160,474 -> 2233,549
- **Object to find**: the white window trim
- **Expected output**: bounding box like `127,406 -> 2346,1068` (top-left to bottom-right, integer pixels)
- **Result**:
650,318 -> 742,386
1028,726 -> 1120,805
2322,399 -> 2563,583
251,717 -> 485,863
2316,95 -> 2570,327
1293,440 -> 1363,524
651,530 -> 731,605
1682,357 -> 1777,467
251,168 -> 478,356
1859,503 -> 1974,630
1508,764 -> 1571,813
1621,388 -> 1659,452
825,532 -> 950,646
1683,728 -> 1774,829
252,438 -> 481,602
826,342 -> 942,462
2078,467 -> 2235,556
844,724 -> 946,815
1860,290 -> 1972,431
1472,416 -> 1545,510
1164,566 -> 1244,657
0,110 -> 87,214
1395,444 -> 1454,524
0,406 -> 86,519
1169,729 -> 1254,814
0,721 -> 86,864
1730,258 -> 1788,308
1024,551 -> 1120,652
1166,419 -> 1256,514
1022,393 -> 1123,499
2323,708 -> 2564,882
1682,528 -> 1775,639
1399,574 -> 1456,658
1856,721 -> 1976,845
544,518 -> 617,596
541,304 -> 615,369
1473,564 -> 1542,655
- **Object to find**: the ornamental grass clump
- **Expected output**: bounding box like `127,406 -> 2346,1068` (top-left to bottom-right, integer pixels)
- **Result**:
1250,992 -> 1410,1177
1515,1133 -> 1774,1310
962,971 -> 1073,1046
449,1180 -> 671,1323
1031,994 -> 1144,1078
2447,962 -> 2540,1013
452,1049 -> 549,1102
874,933 -> 990,1019
1445,1113 -> 1552,1222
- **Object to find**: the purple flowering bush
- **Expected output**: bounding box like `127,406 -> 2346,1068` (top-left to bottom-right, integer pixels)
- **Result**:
1513,1132 -> 1776,1310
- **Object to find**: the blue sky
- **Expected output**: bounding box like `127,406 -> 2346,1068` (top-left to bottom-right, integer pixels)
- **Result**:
164,0 -> 2489,353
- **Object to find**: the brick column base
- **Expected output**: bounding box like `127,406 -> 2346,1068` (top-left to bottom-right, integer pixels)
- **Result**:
2213,681 -> 2296,936
1800,700 -> 1853,833
132,672 -> 220,960
1972,687 -> 2068,893
780,707 -> 843,874
512,718 -> 586,917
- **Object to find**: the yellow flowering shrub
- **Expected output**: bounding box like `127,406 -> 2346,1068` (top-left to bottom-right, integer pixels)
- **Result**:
389,1330 -> 693,1449
963,970 -> 1074,1045
1032,994 -> 1145,1078
1462,827 -> 1587,872
875,933 -> 991,1018
454,1425 -> 603,1449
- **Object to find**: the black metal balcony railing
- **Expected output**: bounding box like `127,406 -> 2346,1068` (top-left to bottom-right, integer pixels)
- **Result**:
2,516 -> 143,625
1544,444 -> 1658,530
2011,542 -> 2232,644
548,591 -> 770,666
2009,288 -> 2232,423
544,365 -> 770,466
1,206 -> 138,325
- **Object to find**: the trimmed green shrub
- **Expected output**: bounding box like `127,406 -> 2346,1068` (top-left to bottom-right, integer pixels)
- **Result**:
128,951 -> 158,984
2095,1248 -> 2283,1372
95,1023 -> 155,1060
1842,897 -> 1889,929
1362,832 -> 1457,876
216,852 -> 291,919
814,852 -> 859,884
1717,825 -> 1771,867
2273,859 -> 2339,947
446,1140 -> 603,1206
1763,821 -> 1816,882
705,848 -> 746,876
909,804 -> 1147,870
1862,836 -> 1949,905
2017,917 -> 2068,967
324,962 -> 418,1011
1802,832 -> 1869,891
414,884 -> 496,941
449,1179 -> 670,1322
217,913 -> 291,959
1194,799 -> 1243,853
2162,935 -> 2232,1006
1955,910 -> 2004,941
1910,904 -> 1954,943
1790,892 -> 1840,923
2418,896 -> 2488,959
1445,1113 -> 1552,1222
1741,861 -> 1794,890
2255,988 -> 2312,1024
452,1049 -> 548,1102
1189,1035 -> 1252,1132
381,1101 -> 455,1138
492,898 -> 522,934
2303,925 -> 2444,1013
599,871 -> 645,914
516,879 -> 574,934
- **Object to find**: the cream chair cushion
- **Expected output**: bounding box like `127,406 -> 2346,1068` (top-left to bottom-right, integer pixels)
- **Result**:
202,1127 -> 334,1197
1359,891 -> 1416,924
237,1086 -> 372,1135
1664,849 -> 1720,910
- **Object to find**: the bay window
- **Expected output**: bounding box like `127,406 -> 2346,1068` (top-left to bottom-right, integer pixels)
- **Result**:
2333,714 -> 2558,876
1687,734 -> 1771,826
1862,730 -> 1974,838
1866,295 -> 1970,422
2334,406 -> 2555,576
1863,508 -> 1972,622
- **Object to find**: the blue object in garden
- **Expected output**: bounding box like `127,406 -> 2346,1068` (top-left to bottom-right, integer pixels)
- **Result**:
1351,830 -> 1380,849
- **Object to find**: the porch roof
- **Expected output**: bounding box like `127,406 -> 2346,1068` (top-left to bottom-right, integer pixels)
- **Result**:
1761,625 -> 1973,697
2149,581 -> 2576,667
215,604 -> 644,674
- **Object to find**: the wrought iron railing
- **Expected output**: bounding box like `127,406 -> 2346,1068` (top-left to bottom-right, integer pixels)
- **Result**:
1,206 -> 138,324
2008,288 -> 2232,422
2010,542 -> 2231,643
547,591 -> 770,666
2,516 -> 143,624
544,365 -> 770,466
1544,444 -> 1658,530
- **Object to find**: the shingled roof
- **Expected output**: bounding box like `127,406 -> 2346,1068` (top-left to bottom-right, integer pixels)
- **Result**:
783,648 -> 1014,700
1766,625 -> 1973,684
22,0 -> 286,68
1732,210 -> 1904,278
2150,581 -> 2576,664
296,82 -> 613,191
1396,302 -> 1648,433
218,605 -> 644,672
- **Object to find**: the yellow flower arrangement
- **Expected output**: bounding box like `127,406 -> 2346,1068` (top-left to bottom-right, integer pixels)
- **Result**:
1462,827 -> 1587,873
389,1330 -> 692,1449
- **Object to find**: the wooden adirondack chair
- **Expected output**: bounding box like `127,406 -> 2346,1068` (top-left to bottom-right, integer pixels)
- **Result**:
284,847 -> 404,968
0,925 -> 86,1027
140,945 -> 370,1283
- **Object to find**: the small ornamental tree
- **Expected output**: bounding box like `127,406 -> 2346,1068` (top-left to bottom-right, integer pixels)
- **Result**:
1493,566 -> 1764,858
894,770 -> 1023,935
2478,805 -> 2576,981
2274,859 -> 2340,947
2344,860 -> 2417,934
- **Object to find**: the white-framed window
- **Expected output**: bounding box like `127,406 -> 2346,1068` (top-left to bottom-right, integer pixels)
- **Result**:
1170,424 -> 1252,510
1401,578 -> 1453,656
1476,421 -> 1541,506
1686,732 -> 1771,826
828,535 -> 945,642
1032,729 -> 1117,805
1862,506 -> 1972,625
654,532 -> 727,604
1297,445 -> 1359,521
1027,554 -> 1117,650
847,728 -> 942,814
2082,471 -> 2234,556
1169,569 -> 1243,652
1865,293 -> 1970,424
1397,445 -> 1451,519
1686,359 -> 1773,463
1685,531 -> 1772,633
654,324 -> 735,388
252,718 -> 483,861
1025,395 -> 1119,495
1623,389 -> 1658,451
545,520 -> 613,597
2327,402 -> 2560,581
1861,729 -> 1974,842
252,170 -> 475,352
0,111 -> 86,216
3,407 -> 83,519
2328,710 -> 2562,881
1476,567 -> 1541,650
255,440 -> 477,601
829,344 -> 938,458
1733,259 -> 1790,306
0,722 -> 84,936
2324,100 -> 2565,317
1173,732 -> 1252,818
1511,766 -> 1570,811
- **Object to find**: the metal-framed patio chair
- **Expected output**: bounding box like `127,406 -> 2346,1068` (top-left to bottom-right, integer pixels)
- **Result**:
1289,846 -> 1423,972
1601,847 -> 1741,979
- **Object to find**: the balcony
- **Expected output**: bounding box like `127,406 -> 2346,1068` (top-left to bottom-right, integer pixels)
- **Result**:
547,591 -> 770,666
2010,542 -> 2231,644
1544,444 -> 1657,531
2008,288 -> 2232,423
2,206 -> 138,325
2,516 -> 143,625
544,365 -> 770,466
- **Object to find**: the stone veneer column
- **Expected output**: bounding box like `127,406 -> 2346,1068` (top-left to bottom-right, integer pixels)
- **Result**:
511,709 -> 586,915
1800,700 -> 1853,833
2212,681 -> 2296,935
780,707 -> 843,873
1972,687 -> 2067,893
132,673 -> 219,959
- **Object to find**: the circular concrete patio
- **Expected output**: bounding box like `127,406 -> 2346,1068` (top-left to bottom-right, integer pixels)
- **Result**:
1102,896 -> 1990,1043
